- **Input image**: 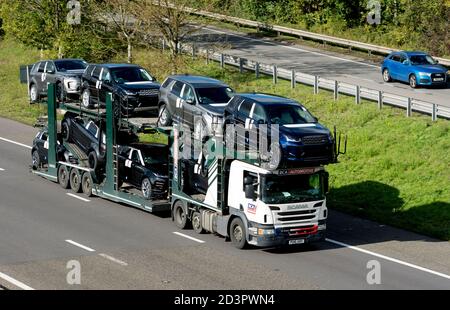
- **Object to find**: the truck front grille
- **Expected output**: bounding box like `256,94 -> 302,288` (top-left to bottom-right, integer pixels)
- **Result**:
273,208 -> 318,226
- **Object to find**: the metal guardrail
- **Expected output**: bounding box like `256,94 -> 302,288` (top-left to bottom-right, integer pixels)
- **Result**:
190,9 -> 450,67
172,41 -> 450,121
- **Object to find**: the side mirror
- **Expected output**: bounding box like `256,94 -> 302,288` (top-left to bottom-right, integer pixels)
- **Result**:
402,60 -> 410,65
47,69 -> 55,74
186,98 -> 195,105
244,184 -> 257,200
313,117 -> 319,123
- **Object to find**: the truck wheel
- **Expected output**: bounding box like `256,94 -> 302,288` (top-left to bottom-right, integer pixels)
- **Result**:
32,150 -> 40,170
70,168 -> 82,193
88,151 -> 98,171
61,121 -> 70,142
230,218 -> 247,249
30,84 -> 38,103
192,211 -> 205,234
141,178 -> 152,200
56,82 -> 63,102
58,165 -> 70,189
173,201 -> 189,229
82,172 -> 93,197
158,104 -> 172,126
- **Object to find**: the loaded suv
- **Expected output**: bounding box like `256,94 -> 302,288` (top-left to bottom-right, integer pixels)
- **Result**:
158,75 -> 234,138
223,93 -> 335,167
29,59 -> 88,103
81,64 -> 160,116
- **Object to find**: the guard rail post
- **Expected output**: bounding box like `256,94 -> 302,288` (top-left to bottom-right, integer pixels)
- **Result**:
356,86 -> 361,104
291,70 -> 296,89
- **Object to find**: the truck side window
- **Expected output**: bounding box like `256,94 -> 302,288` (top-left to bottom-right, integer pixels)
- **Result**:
243,171 -> 258,191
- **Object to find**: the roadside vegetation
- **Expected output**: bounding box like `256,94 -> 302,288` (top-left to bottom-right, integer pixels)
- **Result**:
1,36 -> 449,240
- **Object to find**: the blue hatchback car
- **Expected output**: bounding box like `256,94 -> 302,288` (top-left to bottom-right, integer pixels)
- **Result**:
381,51 -> 449,88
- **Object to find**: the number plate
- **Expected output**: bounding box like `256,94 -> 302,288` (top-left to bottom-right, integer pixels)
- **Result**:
289,239 -> 305,245
433,78 -> 444,82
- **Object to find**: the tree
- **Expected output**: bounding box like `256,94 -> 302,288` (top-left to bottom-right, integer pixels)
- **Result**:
90,0 -> 142,63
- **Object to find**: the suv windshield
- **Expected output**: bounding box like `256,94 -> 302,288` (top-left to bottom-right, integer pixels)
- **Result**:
261,173 -> 324,204
111,67 -> 153,84
196,87 -> 234,104
141,146 -> 168,165
55,60 -> 87,71
410,55 -> 437,65
268,105 -> 316,125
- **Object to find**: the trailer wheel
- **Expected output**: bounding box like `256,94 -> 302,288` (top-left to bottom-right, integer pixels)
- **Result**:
32,150 -> 40,170
82,172 -> 93,197
69,168 -> 82,193
173,201 -> 189,229
192,211 -> 205,234
61,121 -> 70,142
58,165 -> 70,189
230,218 -> 247,249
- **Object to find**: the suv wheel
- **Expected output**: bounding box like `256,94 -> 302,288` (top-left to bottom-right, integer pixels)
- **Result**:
383,69 -> 392,82
30,84 -> 38,103
82,89 -> 92,108
409,74 -> 418,88
158,104 -> 172,126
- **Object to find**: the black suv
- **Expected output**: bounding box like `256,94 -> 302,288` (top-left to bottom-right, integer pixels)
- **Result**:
81,64 -> 160,116
61,113 -> 106,171
29,59 -> 88,103
158,75 -> 234,138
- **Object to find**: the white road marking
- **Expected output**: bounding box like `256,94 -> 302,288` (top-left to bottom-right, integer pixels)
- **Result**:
173,232 -> 205,244
66,193 -> 91,203
326,238 -> 450,281
0,168 -> 4,171
0,137 -> 32,149
65,239 -> 96,252
203,27 -> 381,69
0,271 -> 35,290
99,253 -> 128,266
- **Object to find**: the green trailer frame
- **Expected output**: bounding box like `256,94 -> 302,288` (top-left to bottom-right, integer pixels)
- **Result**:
33,84 -> 171,213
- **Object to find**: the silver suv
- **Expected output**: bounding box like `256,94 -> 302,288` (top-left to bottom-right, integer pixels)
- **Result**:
158,75 -> 234,137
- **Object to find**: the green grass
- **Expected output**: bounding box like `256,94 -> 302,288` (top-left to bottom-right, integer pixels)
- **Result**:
1,39 -> 449,240
0,38 -> 44,125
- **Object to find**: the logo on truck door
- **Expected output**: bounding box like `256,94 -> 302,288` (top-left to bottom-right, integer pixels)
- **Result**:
247,203 -> 257,214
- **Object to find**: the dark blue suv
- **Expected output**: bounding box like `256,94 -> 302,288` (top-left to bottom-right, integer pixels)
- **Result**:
223,93 -> 335,167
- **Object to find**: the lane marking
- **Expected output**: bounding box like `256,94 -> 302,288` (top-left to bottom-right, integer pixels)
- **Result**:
0,272 -> 35,290
0,168 -> 5,171
66,193 -> 91,203
173,232 -> 205,244
0,137 -> 32,150
99,253 -> 128,266
65,239 -> 96,252
326,238 -> 450,281
202,26 -> 380,69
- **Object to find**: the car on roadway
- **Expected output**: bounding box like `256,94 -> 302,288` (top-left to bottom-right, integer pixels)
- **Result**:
117,143 -> 169,200
381,51 -> 449,88
61,113 -> 106,171
29,59 -> 88,103
80,64 -> 160,116
31,128 -> 69,170
223,93 -> 335,168
158,75 -> 234,139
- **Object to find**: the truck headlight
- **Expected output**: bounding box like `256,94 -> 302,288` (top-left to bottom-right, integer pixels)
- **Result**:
318,224 -> 327,231
258,228 -> 275,235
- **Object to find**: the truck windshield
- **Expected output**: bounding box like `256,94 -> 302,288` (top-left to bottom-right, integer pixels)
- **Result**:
261,173 -> 324,204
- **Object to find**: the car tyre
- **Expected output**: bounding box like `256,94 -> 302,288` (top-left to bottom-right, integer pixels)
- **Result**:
58,165 -> 70,189
382,69 -> 392,82
82,88 -> 92,108
88,151 -> 98,171
230,217 -> 247,249
30,84 -> 39,103
158,104 -> 172,126
69,168 -> 82,193
61,120 -> 70,142
409,74 -> 418,88
141,177 -> 152,200
32,150 -> 40,170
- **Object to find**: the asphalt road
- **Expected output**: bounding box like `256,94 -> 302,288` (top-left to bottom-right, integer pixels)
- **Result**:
0,118 -> 449,290
187,25 -> 450,108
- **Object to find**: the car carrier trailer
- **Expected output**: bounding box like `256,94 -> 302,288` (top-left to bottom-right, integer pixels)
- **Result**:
32,83 -> 171,213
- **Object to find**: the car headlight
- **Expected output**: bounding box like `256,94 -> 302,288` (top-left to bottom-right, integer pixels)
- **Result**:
124,90 -> 137,96
285,135 -> 302,143
447,70 -> 450,75
418,72 -> 431,77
